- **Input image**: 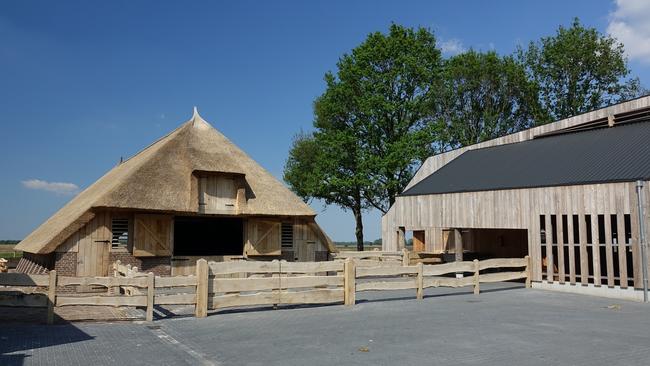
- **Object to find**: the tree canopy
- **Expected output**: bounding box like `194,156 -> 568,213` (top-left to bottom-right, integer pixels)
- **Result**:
519,18 -> 643,121
439,50 -> 545,148
285,19 -> 645,248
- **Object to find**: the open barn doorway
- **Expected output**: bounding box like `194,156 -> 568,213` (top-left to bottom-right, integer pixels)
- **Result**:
171,216 -> 244,275
465,228 -> 528,260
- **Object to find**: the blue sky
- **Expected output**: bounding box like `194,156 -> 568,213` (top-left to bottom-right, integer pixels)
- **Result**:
1,0 -> 649,241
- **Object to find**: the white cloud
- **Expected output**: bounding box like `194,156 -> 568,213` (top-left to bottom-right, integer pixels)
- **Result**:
607,0 -> 650,63
439,38 -> 466,56
22,179 -> 79,195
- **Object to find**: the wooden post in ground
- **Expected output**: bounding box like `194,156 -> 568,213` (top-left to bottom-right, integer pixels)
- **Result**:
402,248 -> 410,267
195,259 -> 208,318
454,229 -> 464,279
344,258 -> 356,306
146,272 -> 154,322
111,260 -> 120,295
525,255 -> 532,288
473,260 -> 480,295
416,262 -> 423,300
47,270 -> 57,325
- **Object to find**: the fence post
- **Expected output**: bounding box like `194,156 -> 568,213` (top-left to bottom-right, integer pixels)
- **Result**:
416,262 -> 423,300
111,260 -> 120,295
473,259 -> 480,295
402,248 -> 410,266
146,272 -> 154,322
195,259 -> 208,318
525,255 -> 532,288
344,258 -> 356,306
47,270 -> 57,325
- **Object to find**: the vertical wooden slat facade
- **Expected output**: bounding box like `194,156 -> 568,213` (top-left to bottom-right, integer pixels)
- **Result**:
383,181 -> 649,295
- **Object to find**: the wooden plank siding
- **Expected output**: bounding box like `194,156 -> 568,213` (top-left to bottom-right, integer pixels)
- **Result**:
383,181 -> 646,292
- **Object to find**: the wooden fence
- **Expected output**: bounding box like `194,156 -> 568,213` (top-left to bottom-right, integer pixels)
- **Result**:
0,256 -> 530,324
207,260 -> 347,310
332,250 -> 407,267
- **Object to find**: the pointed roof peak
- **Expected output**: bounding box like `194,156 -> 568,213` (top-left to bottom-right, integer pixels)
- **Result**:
191,106 -> 201,120
190,106 -> 212,130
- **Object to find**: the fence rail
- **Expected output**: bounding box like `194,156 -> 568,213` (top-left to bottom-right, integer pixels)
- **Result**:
0,255 -> 530,324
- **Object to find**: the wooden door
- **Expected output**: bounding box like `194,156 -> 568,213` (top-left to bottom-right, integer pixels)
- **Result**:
77,213 -> 111,291
245,220 -> 281,256
413,231 -> 425,252
133,214 -> 172,257
296,240 -> 316,262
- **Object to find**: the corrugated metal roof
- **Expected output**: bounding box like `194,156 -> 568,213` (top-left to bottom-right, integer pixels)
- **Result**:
401,121 -> 650,196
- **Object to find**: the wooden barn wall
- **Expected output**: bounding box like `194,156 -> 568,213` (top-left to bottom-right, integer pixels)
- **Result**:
56,211 -> 111,277
383,182 -> 648,288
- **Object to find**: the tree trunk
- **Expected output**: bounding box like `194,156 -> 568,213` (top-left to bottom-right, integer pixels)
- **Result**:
353,205 -> 364,251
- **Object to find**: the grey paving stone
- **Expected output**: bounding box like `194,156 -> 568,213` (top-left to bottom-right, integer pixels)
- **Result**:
2,283 -> 649,366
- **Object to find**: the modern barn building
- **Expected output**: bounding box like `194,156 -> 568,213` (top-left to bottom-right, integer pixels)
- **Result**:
382,97 -> 650,299
15,109 -> 335,278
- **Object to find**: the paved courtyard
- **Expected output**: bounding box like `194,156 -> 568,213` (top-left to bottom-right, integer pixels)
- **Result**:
1,283 -> 650,366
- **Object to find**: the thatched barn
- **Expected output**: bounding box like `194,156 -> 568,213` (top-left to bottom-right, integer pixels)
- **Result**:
15,108 -> 335,277
382,96 -> 650,300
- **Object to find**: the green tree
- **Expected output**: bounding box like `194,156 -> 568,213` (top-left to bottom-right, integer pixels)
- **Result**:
284,24 -> 444,250
519,18 -> 643,121
439,50 -> 544,148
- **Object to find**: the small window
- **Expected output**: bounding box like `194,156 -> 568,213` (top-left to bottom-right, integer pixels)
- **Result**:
281,223 -> 293,250
111,219 -> 129,250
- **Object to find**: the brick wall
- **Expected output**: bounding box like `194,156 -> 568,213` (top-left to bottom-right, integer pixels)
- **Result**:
54,252 -> 77,276
110,252 -> 171,276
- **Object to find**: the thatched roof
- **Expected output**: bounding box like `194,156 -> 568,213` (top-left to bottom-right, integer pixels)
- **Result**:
17,109 -> 316,254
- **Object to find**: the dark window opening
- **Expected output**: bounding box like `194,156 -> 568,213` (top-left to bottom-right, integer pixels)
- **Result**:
540,215 -> 546,244
111,219 -> 129,250
597,215 -> 605,244
572,215 -> 580,243
173,217 -> 243,256
561,215 -> 568,245
585,215 -> 593,244
281,223 -> 293,250
550,215 -> 558,244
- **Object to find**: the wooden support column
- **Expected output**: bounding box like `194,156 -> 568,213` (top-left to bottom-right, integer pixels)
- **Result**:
195,259 -> 208,317
454,229 -> 463,262
397,228 -> 406,250
454,229 -> 463,279
402,248 -> 410,267
47,270 -> 57,325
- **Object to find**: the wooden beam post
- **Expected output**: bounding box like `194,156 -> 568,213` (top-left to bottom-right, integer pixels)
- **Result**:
344,258 -> 356,306
402,248 -> 410,267
195,259 -> 208,318
454,229 -> 463,278
454,229 -> 463,262
525,255 -> 532,288
473,260 -> 480,295
47,270 -> 57,325
397,227 -> 406,250
416,262 -> 423,300
146,272 -> 154,322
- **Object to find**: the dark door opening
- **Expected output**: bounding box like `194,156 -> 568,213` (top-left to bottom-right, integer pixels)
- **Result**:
173,216 -> 243,256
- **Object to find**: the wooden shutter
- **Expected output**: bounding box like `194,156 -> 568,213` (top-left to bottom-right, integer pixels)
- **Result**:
133,214 -> 172,257
246,220 -> 281,256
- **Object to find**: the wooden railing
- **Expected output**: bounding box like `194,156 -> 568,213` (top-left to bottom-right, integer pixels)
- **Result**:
207,260 -> 347,310
0,256 -> 530,324
332,250 -> 408,267
351,256 -> 531,302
